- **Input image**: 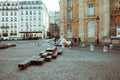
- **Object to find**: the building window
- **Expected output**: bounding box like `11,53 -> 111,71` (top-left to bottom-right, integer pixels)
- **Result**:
15,17 -> 17,21
11,12 -> 13,16
34,10 -> 36,15
26,11 -> 28,15
34,16 -> 36,20
11,17 -> 13,21
88,21 -> 95,37
21,11 -> 23,15
30,11 -> 32,15
2,12 -> 4,16
88,3 -> 94,16
21,18 -> 23,21
21,6 -> 23,9
39,10 -> 41,14
2,17 -> 4,21
5,12 -> 7,16
67,10 -> 72,20
67,0 -> 72,7
6,17 -> 8,21
67,24 -> 72,38
14,12 -> 16,16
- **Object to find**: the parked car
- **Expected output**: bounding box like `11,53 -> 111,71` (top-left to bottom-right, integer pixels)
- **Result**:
55,38 -> 71,47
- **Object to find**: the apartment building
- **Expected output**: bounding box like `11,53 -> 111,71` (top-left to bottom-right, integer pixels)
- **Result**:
0,0 -> 49,40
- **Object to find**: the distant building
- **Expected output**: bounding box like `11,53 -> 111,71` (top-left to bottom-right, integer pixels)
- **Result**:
48,11 -> 60,38
49,11 -> 60,24
0,0 -> 49,40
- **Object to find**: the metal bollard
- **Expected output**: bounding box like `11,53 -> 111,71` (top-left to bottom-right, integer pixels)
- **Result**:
62,43 -> 64,48
90,43 -> 94,51
109,44 -> 113,49
103,46 -> 108,52
82,43 -> 85,47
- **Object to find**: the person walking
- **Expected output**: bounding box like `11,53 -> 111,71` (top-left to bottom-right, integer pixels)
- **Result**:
78,37 -> 81,47
74,38 -> 77,49
70,38 -> 74,48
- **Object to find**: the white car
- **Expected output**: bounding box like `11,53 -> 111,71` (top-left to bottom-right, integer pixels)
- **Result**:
55,38 -> 71,47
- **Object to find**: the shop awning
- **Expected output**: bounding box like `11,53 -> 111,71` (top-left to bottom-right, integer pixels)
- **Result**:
19,31 -> 42,33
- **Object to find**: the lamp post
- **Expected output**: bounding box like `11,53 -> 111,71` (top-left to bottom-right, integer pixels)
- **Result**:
96,16 -> 100,44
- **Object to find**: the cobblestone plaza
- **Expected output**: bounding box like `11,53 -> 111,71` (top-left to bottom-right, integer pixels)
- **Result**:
0,40 -> 120,80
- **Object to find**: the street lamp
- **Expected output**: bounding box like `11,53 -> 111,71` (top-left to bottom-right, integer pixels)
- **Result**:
96,16 -> 100,44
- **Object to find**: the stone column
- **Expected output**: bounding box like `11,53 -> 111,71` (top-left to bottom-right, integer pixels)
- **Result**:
78,0 -> 85,41
103,0 -> 110,37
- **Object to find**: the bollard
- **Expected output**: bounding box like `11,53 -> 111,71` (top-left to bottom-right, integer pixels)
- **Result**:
90,43 -> 94,51
82,43 -> 85,47
103,46 -> 108,52
62,43 -> 64,48
109,44 -> 113,49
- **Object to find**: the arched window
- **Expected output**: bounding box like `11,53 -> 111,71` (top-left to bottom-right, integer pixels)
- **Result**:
88,21 -> 95,37
67,24 -> 72,38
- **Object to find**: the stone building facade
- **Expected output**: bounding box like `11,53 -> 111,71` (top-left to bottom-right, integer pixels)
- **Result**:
59,0 -> 79,40
110,0 -> 120,44
60,0 -> 115,44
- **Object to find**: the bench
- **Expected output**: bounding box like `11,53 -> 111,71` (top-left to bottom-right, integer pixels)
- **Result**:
39,50 -> 46,55
46,47 -> 57,53
41,52 -> 49,58
47,52 -> 53,56
45,55 -> 52,61
18,60 -> 31,69
52,52 -> 58,59
58,49 -> 63,55
31,58 -> 45,65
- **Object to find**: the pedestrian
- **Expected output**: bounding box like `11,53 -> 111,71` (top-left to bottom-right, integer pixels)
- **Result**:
70,38 -> 74,48
74,38 -> 77,49
78,37 -> 81,47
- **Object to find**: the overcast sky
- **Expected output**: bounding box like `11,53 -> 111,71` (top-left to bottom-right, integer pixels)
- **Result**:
1,0 -> 60,11
43,0 -> 60,11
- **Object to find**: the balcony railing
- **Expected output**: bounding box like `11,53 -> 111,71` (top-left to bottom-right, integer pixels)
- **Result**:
2,33 -> 8,37
1,26 -> 9,29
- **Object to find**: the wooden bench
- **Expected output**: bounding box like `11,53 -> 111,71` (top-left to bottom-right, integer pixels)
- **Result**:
45,55 -> 52,61
52,52 -> 58,59
41,52 -> 49,58
39,50 -> 46,55
18,60 -> 31,69
46,47 -> 57,53
47,52 -> 53,56
58,49 -> 63,55
31,58 -> 45,65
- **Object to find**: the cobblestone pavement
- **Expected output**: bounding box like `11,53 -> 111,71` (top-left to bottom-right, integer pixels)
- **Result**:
0,40 -> 120,80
